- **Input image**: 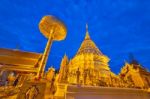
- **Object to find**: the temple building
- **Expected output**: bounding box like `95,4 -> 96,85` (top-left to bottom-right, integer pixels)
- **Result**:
119,58 -> 150,88
0,48 -> 42,86
58,25 -> 121,86
0,14 -> 150,98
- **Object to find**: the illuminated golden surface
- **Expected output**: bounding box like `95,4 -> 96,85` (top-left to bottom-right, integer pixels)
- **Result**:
58,25 -> 120,87
39,15 -> 67,41
119,60 -> 150,88
37,15 -> 67,78
58,54 -> 69,83
0,48 -> 42,73
0,20 -> 150,99
54,25 -> 150,98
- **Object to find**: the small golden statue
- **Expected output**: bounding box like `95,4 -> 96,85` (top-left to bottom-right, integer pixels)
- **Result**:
76,68 -> 80,84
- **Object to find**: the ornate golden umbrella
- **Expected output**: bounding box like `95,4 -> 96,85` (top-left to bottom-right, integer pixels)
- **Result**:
37,15 -> 67,78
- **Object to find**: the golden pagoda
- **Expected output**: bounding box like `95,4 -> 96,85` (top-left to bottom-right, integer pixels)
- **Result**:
58,54 -> 69,83
59,24 -> 119,86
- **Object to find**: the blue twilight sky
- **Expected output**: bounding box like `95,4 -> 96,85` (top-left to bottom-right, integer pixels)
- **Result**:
0,0 -> 150,74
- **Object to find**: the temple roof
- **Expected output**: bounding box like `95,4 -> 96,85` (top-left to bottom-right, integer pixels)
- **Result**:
0,48 -> 42,73
76,24 -> 103,55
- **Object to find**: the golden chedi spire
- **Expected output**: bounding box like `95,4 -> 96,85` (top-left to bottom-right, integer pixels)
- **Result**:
77,24 -> 103,55
67,24 -> 112,85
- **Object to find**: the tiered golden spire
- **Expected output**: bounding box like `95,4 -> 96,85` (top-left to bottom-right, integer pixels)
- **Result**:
76,24 -> 103,55
66,23 -> 111,85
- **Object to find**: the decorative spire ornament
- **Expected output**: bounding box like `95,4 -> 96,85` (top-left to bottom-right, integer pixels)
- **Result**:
85,23 -> 90,39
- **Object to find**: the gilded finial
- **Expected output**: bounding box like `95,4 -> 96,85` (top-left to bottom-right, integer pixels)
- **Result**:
85,23 -> 90,39
64,53 -> 67,58
86,23 -> 88,33
49,66 -> 55,71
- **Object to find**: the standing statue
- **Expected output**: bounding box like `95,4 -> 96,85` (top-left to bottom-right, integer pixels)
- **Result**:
83,69 -> 88,85
25,85 -> 39,99
50,78 -> 55,94
76,68 -> 80,84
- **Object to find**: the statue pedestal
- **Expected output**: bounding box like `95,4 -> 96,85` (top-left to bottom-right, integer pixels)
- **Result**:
16,81 -> 46,99
54,83 -> 68,99
66,85 -> 150,99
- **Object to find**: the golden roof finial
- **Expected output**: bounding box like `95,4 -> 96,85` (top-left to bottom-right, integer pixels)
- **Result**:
85,23 -> 90,39
64,53 -> 68,58
62,53 -> 69,61
86,23 -> 88,32
49,66 -> 55,71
